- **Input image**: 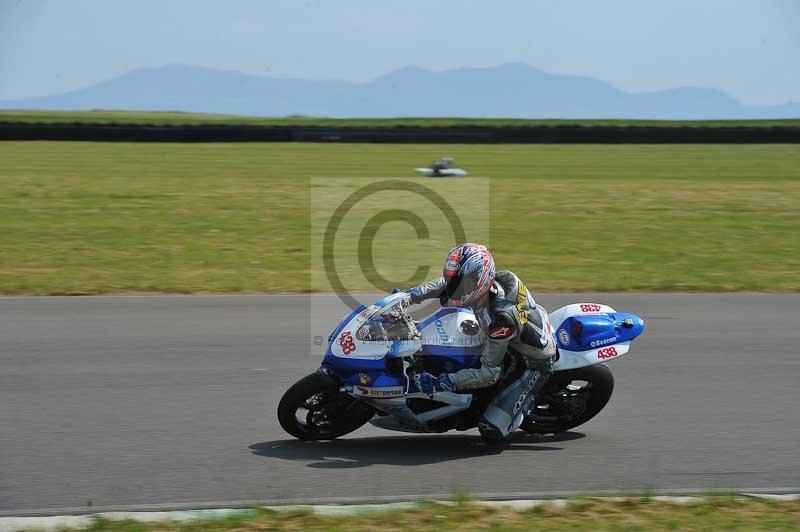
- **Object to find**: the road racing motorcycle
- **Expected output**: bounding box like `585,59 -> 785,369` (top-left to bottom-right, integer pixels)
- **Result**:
278,292 -> 644,442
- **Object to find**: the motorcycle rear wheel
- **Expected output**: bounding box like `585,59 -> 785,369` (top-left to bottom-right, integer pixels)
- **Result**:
521,364 -> 614,434
277,372 -> 375,440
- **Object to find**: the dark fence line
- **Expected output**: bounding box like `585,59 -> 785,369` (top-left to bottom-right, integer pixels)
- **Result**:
2,122 -> 800,143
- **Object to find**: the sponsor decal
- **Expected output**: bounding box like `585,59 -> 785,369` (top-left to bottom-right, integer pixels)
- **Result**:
356,326 -> 370,340
589,336 -> 618,348
434,319 -> 451,345
516,283 -> 529,325
512,370 -> 541,415
358,373 -> 370,385
488,326 -> 513,339
558,328 -> 570,345
444,259 -> 460,275
338,331 -> 356,355
459,319 -> 480,336
597,346 -> 619,359
353,385 -> 405,398
580,303 -> 603,313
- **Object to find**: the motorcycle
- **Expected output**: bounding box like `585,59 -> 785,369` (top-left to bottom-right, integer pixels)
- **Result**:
278,292 -> 644,442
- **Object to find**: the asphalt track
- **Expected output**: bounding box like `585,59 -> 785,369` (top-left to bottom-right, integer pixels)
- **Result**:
1,294 -> 798,514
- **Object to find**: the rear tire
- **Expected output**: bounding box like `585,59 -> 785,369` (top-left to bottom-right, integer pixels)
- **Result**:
278,372 -> 375,440
521,364 -> 614,434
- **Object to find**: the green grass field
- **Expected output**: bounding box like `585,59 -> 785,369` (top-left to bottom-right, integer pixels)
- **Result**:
42,498 -> 800,532
0,141 -> 798,295
2,109 -> 800,128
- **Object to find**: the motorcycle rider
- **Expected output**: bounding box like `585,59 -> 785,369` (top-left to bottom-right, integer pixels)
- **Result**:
396,243 -> 557,443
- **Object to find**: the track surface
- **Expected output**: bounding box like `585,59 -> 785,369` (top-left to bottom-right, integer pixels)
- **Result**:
1,294 -> 798,513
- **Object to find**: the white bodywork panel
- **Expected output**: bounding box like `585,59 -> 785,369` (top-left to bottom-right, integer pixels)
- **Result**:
418,310 -> 484,350
367,391 -> 473,433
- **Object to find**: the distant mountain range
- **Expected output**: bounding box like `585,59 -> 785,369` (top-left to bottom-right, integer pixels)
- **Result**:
2,63 -> 799,119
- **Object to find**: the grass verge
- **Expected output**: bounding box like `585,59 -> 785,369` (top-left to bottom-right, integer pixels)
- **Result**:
2,109 -> 800,128
49,498 -> 800,532
0,142 -> 798,294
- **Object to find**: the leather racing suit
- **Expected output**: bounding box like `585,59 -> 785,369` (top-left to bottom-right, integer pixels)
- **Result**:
407,270 -> 558,439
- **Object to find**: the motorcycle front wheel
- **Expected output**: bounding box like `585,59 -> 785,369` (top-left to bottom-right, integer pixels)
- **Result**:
277,372 -> 375,440
521,364 -> 614,434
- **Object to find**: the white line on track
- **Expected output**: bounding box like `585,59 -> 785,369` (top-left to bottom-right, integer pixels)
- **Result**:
2,494 -> 799,532
2,487 -> 798,518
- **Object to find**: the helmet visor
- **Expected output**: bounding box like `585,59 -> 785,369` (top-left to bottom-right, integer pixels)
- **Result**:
445,270 -> 479,305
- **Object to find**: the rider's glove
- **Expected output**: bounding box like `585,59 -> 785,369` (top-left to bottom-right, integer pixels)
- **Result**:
437,374 -> 456,392
391,288 -> 412,308
387,289 -> 411,322
413,372 -> 435,394
413,372 -> 456,395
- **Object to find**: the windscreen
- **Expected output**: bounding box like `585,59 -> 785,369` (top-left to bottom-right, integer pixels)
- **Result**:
356,298 -> 418,342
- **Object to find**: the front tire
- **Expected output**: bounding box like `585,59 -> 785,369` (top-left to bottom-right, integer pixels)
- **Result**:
521,364 -> 614,434
277,372 -> 375,440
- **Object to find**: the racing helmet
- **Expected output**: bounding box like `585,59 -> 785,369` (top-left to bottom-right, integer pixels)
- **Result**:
442,243 -> 496,307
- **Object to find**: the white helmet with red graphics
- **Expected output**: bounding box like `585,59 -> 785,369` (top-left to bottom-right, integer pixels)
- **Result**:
442,243 -> 496,307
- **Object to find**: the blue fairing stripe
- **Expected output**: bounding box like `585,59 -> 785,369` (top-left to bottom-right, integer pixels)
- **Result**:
422,344 -> 483,357
417,307 -> 472,331
322,352 -> 387,375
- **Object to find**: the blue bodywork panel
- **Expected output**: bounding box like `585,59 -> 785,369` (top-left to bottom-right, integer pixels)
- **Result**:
556,312 -> 645,351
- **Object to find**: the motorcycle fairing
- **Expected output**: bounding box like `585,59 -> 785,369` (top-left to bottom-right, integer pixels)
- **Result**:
321,294 -> 420,375
367,391 -> 473,433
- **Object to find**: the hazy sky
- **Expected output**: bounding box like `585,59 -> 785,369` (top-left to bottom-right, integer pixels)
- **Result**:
1,0 -> 798,105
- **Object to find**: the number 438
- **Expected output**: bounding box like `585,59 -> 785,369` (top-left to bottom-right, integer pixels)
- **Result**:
339,331 -> 356,355
597,346 -> 618,359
